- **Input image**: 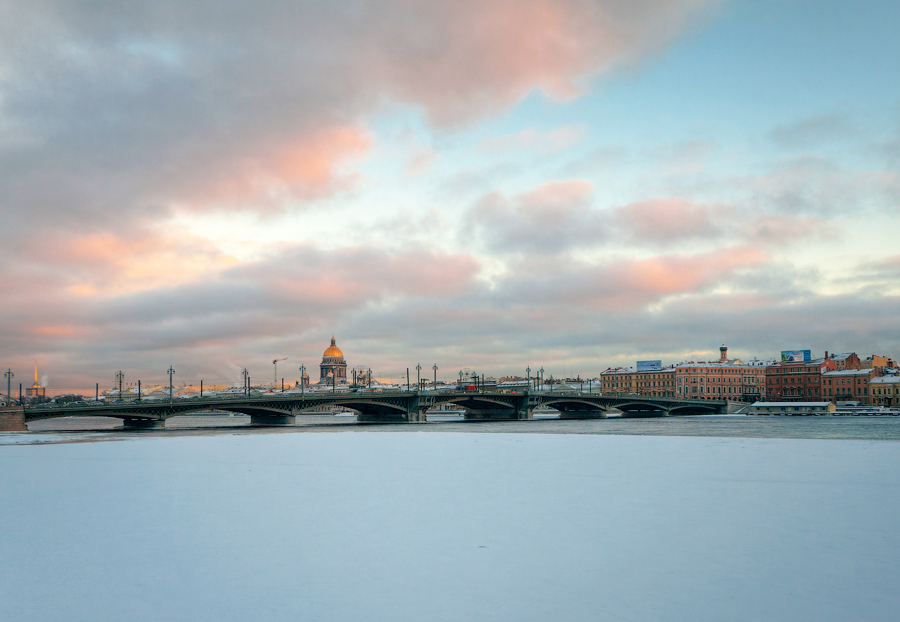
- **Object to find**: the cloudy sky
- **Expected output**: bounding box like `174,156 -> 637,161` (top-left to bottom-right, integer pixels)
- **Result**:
2,0 -> 898,391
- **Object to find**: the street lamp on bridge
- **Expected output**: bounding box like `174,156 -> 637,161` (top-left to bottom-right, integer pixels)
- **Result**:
115,370 -> 124,401
526,366 -> 531,390
4,369 -> 13,405
416,363 -> 422,391
167,366 -> 175,401
433,364 -> 438,390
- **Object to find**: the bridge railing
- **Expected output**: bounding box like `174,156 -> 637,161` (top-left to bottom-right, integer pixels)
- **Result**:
29,389 -> 729,412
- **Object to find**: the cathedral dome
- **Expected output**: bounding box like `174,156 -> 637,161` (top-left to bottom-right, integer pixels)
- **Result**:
323,336 -> 343,358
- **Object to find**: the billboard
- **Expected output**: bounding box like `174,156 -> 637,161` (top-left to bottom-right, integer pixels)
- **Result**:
637,360 -> 662,372
781,350 -> 811,362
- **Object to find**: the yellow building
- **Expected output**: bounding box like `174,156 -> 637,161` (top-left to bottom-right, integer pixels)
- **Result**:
600,367 -> 676,397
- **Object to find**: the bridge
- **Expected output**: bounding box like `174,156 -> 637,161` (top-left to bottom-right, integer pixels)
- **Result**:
1,391 -> 729,430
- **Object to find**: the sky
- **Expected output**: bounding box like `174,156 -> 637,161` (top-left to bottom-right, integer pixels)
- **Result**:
1,0 -> 899,392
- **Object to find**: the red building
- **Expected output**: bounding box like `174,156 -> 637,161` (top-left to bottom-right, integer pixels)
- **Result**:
765,356 -> 836,402
827,352 -> 861,371
822,369 -> 875,405
673,344 -> 768,402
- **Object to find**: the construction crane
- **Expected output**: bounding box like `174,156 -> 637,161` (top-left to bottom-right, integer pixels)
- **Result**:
273,358 -> 288,386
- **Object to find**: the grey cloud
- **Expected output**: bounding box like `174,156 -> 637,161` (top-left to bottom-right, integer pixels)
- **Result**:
769,114 -> 855,149
462,182 -> 607,255
5,238 -> 900,391
558,145 -> 630,177
0,0 -> 718,236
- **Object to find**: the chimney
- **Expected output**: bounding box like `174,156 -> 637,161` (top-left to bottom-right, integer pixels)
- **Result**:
825,351 -> 829,359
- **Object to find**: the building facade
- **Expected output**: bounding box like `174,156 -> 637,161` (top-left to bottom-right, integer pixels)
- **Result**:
828,352 -> 861,371
862,355 -> 896,372
674,361 -> 767,402
821,369 -> 874,405
600,367 -> 676,397
765,357 -> 837,402
871,375 -> 900,406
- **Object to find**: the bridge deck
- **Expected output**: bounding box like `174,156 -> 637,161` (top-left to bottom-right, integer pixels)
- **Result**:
20,391 -> 730,426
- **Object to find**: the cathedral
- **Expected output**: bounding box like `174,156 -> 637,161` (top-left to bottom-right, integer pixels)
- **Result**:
319,336 -> 348,385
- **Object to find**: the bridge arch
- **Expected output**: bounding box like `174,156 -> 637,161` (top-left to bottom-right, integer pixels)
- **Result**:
533,397 -> 609,419
430,395 -> 527,421
666,403 -> 722,416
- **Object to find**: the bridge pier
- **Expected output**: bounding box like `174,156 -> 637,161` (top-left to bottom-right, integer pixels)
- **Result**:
250,414 -> 296,426
0,407 -> 27,431
122,418 -> 166,429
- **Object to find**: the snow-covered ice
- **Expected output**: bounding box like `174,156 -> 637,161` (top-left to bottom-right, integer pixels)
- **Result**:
2,432 -> 899,621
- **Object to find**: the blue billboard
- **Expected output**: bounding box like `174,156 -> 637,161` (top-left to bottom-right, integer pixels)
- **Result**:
781,350 -> 811,362
637,360 -> 662,372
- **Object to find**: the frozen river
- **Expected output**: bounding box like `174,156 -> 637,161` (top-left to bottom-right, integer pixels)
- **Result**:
3,422 -> 899,621
13,411 -> 900,443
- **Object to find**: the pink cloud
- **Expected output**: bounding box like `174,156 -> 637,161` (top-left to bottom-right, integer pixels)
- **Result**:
375,1 -> 719,124
610,198 -> 724,244
31,230 -> 238,296
177,125 -> 372,208
613,247 -> 769,296
518,246 -> 772,312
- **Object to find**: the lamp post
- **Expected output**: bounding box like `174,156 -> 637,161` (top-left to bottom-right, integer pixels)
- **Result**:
167,366 -> 175,401
433,364 -> 438,390
4,369 -> 13,405
416,364 -> 421,391
368,368 -> 372,390
406,368 -> 410,392
242,368 -> 249,397
539,367 -> 544,391
526,366 -> 531,390
299,365 -> 306,397
115,370 -> 124,400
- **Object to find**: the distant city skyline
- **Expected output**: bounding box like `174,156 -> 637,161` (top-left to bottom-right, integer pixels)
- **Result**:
1,1 -> 898,391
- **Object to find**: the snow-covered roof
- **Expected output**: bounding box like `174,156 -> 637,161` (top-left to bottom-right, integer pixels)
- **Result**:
871,376 -> 900,384
674,361 -> 765,370
752,402 -> 833,407
822,369 -> 872,377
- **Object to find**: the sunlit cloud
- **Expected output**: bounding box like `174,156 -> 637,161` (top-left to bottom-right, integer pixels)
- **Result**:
1,0 -> 898,391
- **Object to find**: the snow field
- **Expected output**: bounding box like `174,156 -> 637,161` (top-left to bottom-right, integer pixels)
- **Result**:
2,432 -> 899,621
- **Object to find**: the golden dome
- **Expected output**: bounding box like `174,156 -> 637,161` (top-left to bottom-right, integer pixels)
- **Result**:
323,336 -> 344,358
